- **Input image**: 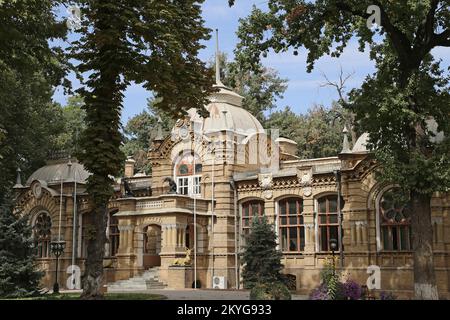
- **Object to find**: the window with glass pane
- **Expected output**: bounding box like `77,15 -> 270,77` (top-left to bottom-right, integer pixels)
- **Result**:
318,195 -> 342,252
177,177 -> 189,195
175,154 -> 202,197
109,211 -> 120,257
379,188 -> 412,251
34,212 -> 52,258
279,198 -> 304,252
193,176 -> 201,195
242,200 -> 264,237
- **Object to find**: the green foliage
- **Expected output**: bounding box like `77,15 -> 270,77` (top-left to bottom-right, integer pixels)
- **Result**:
349,51 -> 450,194
122,98 -> 175,174
69,0 -> 214,297
232,1 -> 449,75
250,282 -> 291,300
0,201 -> 43,298
0,0 -> 69,203
232,2 -> 449,298
53,95 -> 87,156
241,216 -> 285,289
265,103 -> 352,158
71,0 -> 214,206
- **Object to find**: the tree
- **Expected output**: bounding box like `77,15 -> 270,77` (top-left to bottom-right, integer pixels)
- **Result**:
54,95 -> 87,156
241,216 -> 284,289
70,0 -> 213,299
0,200 -> 43,298
230,0 -> 450,299
0,0 -> 69,203
122,98 -> 175,174
349,52 -> 450,299
265,103 -> 352,159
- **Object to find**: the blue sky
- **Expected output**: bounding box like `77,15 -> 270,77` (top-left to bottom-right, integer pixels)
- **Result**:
52,1 -> 450,125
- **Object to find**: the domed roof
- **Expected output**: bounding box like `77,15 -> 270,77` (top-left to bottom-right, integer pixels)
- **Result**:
26,160 -> 90,185
352,132 -> 370,153
186,85 -> 264,136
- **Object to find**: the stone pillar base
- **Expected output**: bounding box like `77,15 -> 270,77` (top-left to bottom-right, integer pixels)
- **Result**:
167,265 -> 193,289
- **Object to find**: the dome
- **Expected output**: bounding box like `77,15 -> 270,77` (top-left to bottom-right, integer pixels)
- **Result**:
26,160 -> 90,185
185,85 -> 265,136
352,132 -> 370,153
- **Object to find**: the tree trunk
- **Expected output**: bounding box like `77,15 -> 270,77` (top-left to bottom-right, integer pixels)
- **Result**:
410,191 -> 439,300
81,205 -> 108,299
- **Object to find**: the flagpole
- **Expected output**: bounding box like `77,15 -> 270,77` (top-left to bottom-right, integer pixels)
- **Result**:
71,161 -> 78,287
193,152 -> 197,289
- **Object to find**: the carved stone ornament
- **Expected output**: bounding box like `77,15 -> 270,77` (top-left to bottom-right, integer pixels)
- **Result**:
297,167 -> 313,186
303,186 -> 312,197
32,181 -> 43,199
263,190 -> 273,200
258,173 -> 273,189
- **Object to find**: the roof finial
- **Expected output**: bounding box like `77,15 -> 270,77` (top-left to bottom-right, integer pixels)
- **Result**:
13,167 -> 23,189
341,125 -> 351,153
215,29 -> 224,86
155,116 -> 164,141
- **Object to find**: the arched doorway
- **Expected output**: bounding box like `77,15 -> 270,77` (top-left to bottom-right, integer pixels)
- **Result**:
143,225 -> 162,268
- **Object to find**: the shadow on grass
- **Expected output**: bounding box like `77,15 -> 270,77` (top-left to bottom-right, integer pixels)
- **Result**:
4,293 -> 168,300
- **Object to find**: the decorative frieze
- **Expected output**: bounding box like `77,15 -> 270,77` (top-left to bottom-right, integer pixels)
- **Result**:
136,200 -> 163,210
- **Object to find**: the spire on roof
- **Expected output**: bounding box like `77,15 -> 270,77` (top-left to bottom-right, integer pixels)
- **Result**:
13,167 -> 23,189
215,29 -> 224,86
341,126 -> 351,153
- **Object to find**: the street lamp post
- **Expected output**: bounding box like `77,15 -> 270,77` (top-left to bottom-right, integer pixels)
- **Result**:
329,238 -> 338,276
50,240 -> 66,294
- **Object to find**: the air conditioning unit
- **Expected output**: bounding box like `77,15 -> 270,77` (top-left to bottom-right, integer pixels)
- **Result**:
212,276 -> 227,289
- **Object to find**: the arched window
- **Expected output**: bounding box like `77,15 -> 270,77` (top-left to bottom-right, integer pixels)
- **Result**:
34,212 -> 52,258
242,200 -> 265,237
317,195 -> 343,251
174,153 -> 202,196
379,188 -> 411,251
108,211 -> 120,257
279,198 -> 304,252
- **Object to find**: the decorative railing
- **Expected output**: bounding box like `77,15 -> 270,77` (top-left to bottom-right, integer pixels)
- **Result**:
136,200 -> 163,210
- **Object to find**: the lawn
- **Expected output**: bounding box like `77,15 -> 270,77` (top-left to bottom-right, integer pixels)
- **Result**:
4,293 -> 168,300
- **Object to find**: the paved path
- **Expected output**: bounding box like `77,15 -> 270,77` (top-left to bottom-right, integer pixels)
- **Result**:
59,289 -> 308,300
146,289 -> 308,300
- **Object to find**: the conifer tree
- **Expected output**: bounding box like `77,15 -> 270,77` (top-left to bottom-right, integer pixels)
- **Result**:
0,200 -> 43,298
241,216 -> 284,289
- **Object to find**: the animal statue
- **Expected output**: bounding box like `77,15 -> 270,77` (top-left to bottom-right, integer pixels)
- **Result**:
123,178 -> 134,197
163,177 -> 177,194
172,248 -> 192,266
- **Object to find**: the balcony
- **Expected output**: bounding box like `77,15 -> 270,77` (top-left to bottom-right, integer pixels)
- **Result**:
115,194 -> 212,217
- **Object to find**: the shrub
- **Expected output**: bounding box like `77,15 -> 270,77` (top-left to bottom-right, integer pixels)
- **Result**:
380,291 -> 397,300
309,284 -> 329,300
342,279 -> 362,300
250,282 -> 291,300
310,258 -> 363,300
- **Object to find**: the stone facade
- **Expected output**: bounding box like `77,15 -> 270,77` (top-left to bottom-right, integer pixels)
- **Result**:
13,84 -> 450,299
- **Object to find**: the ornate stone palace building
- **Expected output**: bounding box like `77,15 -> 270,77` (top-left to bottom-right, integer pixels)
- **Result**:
13,80 -> 450,298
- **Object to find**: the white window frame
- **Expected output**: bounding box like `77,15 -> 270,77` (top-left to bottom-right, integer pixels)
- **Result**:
176,175 -> 201,197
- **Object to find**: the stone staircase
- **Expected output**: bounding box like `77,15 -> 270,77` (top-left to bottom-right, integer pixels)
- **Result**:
107,267 -> 166,292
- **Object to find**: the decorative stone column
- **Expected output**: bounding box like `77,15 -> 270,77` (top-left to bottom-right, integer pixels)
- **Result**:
353,221 -> 367,249
118,224 -> 134,254
176,223 -> 187,251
